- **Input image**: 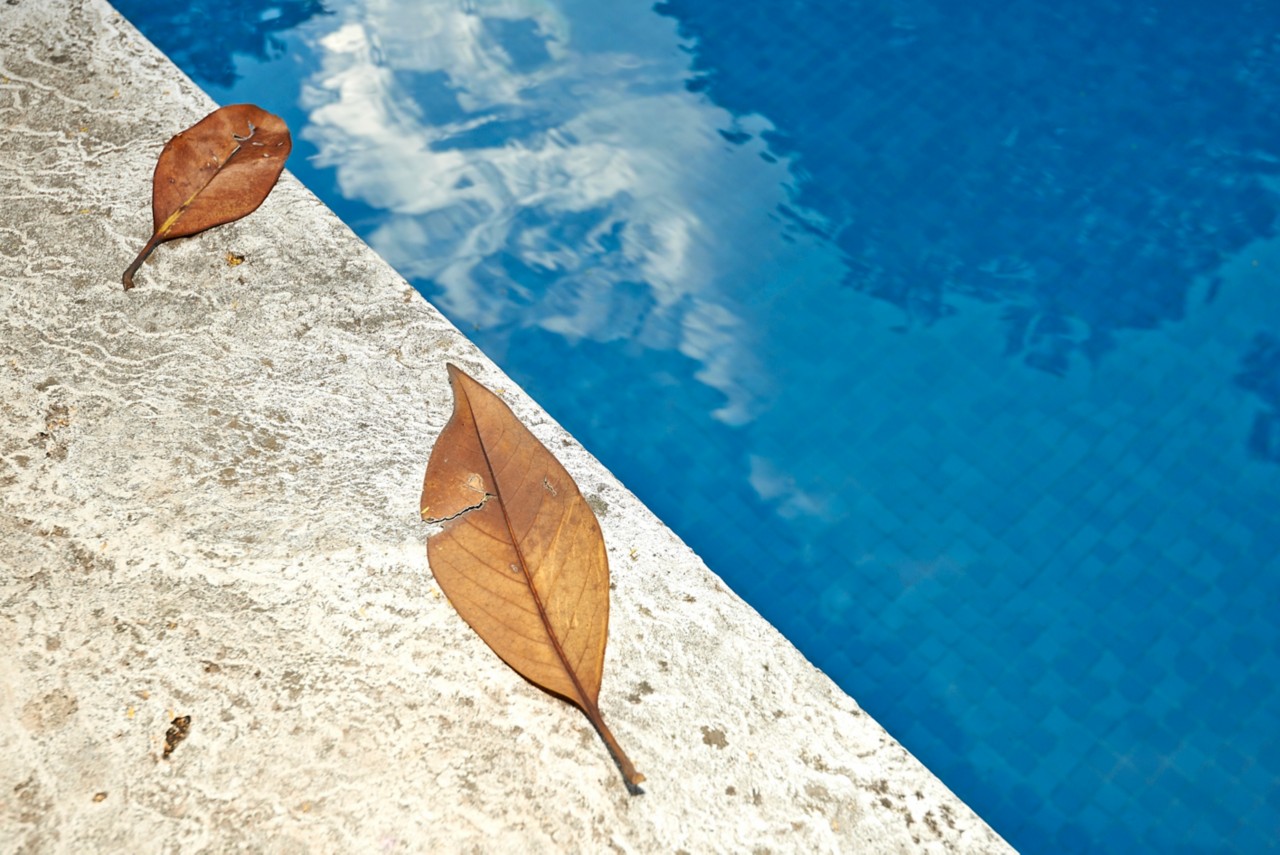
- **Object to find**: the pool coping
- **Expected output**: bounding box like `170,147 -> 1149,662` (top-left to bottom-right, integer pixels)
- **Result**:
0,1 -> 1014,851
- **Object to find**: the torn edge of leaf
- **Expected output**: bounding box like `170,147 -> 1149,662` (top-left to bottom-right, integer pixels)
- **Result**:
422,471 -> 494,526
421,493 -> 494,526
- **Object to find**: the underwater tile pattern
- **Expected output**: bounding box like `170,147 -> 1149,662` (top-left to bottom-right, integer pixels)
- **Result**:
114,0 -> 1280,850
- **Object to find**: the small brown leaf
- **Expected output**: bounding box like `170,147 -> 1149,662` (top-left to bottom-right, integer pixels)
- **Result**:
122,104 -> 291,290
421,364 -> 644,791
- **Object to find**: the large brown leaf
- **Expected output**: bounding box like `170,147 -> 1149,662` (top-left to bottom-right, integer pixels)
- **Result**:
421,364 -> 644,790
122,104 -> 291,290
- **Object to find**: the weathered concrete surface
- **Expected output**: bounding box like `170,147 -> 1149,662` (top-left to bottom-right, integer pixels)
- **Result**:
0,1 -> 1014,851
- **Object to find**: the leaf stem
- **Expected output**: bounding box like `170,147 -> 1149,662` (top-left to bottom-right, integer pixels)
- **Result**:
122,233 -> 161,290
584,700 -> 645,792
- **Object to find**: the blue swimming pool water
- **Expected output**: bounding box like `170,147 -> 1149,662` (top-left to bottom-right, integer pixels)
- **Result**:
114,0 -> 1280,850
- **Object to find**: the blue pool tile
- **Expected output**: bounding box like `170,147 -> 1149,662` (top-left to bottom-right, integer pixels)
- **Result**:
1092,776 -> 1132,815
1053,818 -> 1094,852
1106,755 -> 1149,799
1234,758 -> 1279,806
1104,520 -> 1143,553
1090,649 -> 1126,683
1052,761 -> 1103,814
1212,742 -> 1250,779
1237,671 -> 1276,707
1054,640 -> 1104,682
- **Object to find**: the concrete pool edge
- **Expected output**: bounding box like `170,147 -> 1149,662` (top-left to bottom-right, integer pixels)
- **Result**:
0,1 -> 1014,851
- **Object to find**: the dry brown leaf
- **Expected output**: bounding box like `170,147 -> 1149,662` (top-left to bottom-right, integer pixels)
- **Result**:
122,104 -> 291,290
421,364 -> 644,791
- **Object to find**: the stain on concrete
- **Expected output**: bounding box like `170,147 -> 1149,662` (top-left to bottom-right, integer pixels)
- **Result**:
586,494 -> 609,517
627,680 -> 655,704
701,726 -> 727,749
21,690 -> 78,732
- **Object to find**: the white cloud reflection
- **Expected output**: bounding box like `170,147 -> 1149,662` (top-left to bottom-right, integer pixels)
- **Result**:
298,0 -> 838,427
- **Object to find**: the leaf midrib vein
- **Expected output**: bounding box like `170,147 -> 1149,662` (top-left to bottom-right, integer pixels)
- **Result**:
472,400 -> 596,708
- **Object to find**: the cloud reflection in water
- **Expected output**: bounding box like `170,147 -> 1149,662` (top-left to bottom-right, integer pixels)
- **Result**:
299,0 -> 838,428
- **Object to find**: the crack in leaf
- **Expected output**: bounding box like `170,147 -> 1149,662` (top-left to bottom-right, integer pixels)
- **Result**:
420,492 -> 495,526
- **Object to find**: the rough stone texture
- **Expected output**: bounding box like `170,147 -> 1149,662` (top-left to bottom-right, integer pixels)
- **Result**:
0,1 -> 1014,852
